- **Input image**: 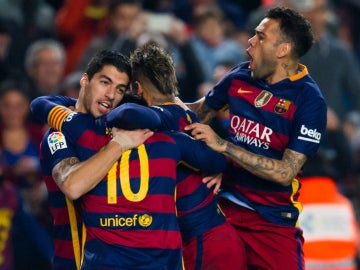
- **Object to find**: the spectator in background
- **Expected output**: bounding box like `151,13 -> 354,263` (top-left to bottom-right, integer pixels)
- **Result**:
302,107 -> 358,197
24,39 -> 66,100
0,79 -> 47,224
343,111 -> 360,225
0,150 -> 54,270
55,0 -> 110,75
172,0 -> 247,35
344,111 -> 360,162
0,0 -> 56,77
0,80 -> 52,270
288,0 -> 360,121
189,6 -> 246,84
57,71 -> 82,98
77,0 -> 143,70
197,60 -> 237,139
0,19 -> 12,83
110,10 -> 205,102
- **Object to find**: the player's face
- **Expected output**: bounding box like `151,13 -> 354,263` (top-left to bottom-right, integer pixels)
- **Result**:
82,65 -> 129,118
246,18 -> 281,81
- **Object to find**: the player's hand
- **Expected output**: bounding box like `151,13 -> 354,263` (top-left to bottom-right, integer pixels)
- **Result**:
111,128 -> 153,151
202,173 -> 222,194
184,123 -> 227,153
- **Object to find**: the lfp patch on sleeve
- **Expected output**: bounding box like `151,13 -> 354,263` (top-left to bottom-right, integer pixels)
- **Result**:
48,131 -> 68,154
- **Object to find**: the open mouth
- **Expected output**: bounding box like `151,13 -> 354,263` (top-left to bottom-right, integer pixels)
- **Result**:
246,50 -> 254,70
98,101 -> 112,114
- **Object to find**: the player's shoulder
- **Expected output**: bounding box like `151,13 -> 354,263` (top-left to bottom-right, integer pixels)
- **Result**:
61,111 -> 97,129
226,61 -> 251,80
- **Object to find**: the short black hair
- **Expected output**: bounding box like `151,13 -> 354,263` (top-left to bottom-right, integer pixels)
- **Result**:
85,50 -> 132,83
266,7 -> 314,58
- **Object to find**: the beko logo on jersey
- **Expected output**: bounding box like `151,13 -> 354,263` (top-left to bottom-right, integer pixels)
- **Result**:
99,213 -> 152,228
297,125 -> 321,143
48,131 -> 67,154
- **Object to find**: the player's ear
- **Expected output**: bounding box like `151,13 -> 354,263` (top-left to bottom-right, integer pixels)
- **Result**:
131,80 -> 139,92
135,81 -> 144,95
80,74 -> 89,87
277,42 -> 291,58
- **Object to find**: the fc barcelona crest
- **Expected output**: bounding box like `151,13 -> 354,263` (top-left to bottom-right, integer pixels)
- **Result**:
274,99 -> 291,114
254,90 -> 272,107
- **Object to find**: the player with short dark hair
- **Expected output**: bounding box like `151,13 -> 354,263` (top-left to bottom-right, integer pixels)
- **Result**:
33,50 -> 151,270
185,7 -> 327,269
32,48 -> 229,269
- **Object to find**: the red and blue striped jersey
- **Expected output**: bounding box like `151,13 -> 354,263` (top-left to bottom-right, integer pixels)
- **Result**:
41,108 -> 227,269
40,128 -> 84,270
205,62 -> 327,227
140,104 -> 227,241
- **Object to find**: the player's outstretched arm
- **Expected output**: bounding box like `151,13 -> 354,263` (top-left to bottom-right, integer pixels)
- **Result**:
185,122 -> 307,186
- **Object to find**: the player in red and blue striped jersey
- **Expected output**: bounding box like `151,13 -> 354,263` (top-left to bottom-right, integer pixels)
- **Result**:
32,53 -> 229,269
39,105 -> 228,269
124,41 -> 246,269
185,7 -> 328,270
33,50 -> 152,270
32,41 -> 246,269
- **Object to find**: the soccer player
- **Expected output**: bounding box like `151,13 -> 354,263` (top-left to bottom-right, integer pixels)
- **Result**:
31,56 -> 229,269
124,41 -> 246,269
33,50 -> 152,270
184,7 -> 328,269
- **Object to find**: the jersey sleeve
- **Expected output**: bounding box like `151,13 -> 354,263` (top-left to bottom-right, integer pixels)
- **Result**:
30,95 -> 77,124
41,129 -> 79,169
44,104 -> 100,148
171,131 -> 228,173
288,84 -> 327,157
205,64 -> 242,111
103,103 -> 162,130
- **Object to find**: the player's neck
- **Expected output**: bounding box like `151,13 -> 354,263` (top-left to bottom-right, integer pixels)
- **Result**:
266,62 -> 298,85
149,93 -> 174,106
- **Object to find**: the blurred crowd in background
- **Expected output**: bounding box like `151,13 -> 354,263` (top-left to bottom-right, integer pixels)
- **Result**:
1,0 -> 360,269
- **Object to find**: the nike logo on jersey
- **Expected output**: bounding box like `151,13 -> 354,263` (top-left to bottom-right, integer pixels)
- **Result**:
237,88 -> 253,94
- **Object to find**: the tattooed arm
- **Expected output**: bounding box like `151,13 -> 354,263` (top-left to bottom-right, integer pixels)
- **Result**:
185,123 -> 307,186
223,145 -> 306,186
52,128 -> 153,200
